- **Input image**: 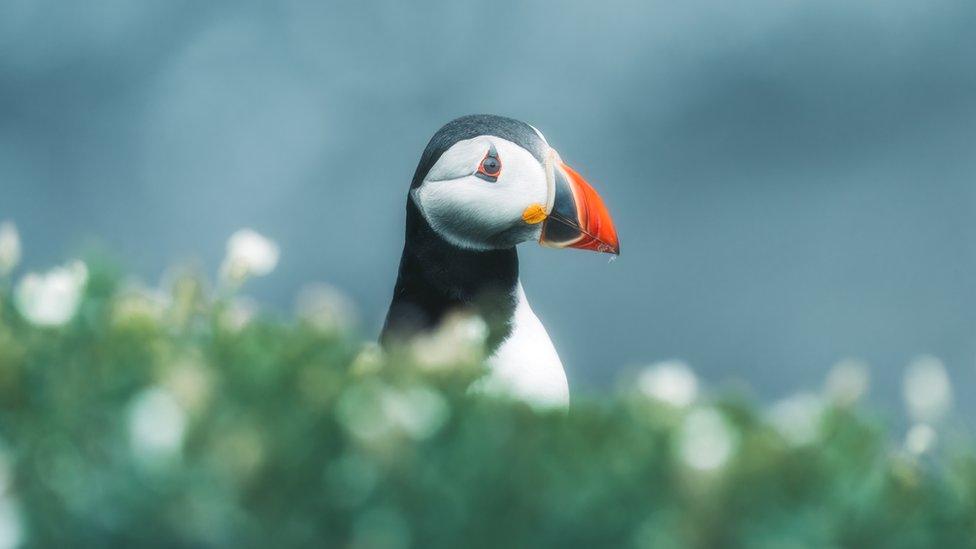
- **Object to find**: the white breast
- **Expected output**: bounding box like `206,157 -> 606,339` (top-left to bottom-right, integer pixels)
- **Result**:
472,282 -> 569,408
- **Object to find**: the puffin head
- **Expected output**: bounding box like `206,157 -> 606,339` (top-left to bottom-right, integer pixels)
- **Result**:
410,114 -> 619,255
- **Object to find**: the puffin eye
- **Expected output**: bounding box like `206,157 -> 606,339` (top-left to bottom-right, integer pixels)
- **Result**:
475,145 -> 501,182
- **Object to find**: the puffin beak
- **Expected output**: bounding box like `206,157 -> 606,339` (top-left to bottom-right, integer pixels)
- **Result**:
533,152 -> 620,255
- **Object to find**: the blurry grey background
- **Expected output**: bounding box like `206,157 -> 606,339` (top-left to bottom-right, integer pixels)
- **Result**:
2,0 -> 975,421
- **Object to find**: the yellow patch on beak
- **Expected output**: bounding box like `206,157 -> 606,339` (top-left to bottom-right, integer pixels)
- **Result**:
522,203 -> 548,225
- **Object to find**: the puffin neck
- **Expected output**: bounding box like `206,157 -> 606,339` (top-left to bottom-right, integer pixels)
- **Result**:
384,201 -> 519,350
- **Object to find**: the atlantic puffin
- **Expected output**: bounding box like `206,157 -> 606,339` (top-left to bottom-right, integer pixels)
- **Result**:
382,114 -> 619,407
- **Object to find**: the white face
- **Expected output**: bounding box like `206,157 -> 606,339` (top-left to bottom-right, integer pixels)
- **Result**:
412,135 -> 549,250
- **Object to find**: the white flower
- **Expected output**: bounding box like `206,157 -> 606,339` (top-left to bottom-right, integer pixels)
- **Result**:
162,355 -> 213,414
128,387 -> 188,462
0,493 -> 22,549
336,384 -> 396,443
220,296 -> 258,332
112,285 -> 171,324
337,383 -> 450,443
383,386 -> 450,440
0,447 -> 21,549
0,222 -> 20,276
637,360 -> 698,407
678,407 -> 737,472
825,358 -> 869,405
295,283 -> 358,333
14,260 -> 88,327
449,314 -> 489,345
903,355 -> 952,423
219,229 -> 279,282
350,343 -> 385,376
212,427 -> 264,482
410,312 -> 487,371
767,393 -> 823,446
904,423 -> 937,455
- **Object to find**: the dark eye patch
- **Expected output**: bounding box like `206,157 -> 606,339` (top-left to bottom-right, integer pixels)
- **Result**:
475,144 -> 501,182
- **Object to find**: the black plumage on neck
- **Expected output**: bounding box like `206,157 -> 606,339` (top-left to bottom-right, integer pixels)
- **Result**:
381,200 -> 519,352
381,115 -> 547,351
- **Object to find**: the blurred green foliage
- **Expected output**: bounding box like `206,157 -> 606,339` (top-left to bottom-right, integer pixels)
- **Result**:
0,265 -> 975,548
